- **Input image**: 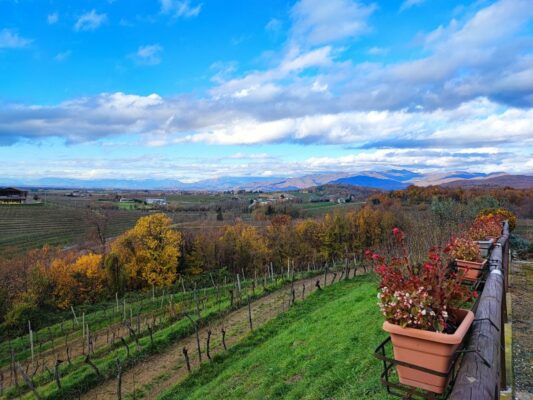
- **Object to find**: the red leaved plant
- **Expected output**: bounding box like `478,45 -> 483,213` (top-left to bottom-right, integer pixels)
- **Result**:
468,214 -> 502,241
368,228 -> 473,333
447,236 -> 482,262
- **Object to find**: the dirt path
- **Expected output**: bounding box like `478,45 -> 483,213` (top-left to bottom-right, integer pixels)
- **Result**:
84,270 -> 352,400
511,259 -> 533,399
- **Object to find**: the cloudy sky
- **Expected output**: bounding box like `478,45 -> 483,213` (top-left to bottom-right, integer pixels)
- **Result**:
0,0 -> 532,181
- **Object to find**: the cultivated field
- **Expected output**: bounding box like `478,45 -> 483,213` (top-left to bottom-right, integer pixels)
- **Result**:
160,274 -> 390,400
0,204 -> 144,256
0,189 -> 361,255
0,262 -> 363,399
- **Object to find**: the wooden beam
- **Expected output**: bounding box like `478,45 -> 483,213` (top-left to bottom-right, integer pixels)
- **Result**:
450,221 -> 509,400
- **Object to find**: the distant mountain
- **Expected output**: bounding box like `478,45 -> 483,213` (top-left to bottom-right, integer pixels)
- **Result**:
331,175 -> 408,190
1,177 -> 184,190
184,176 -> 283,191
0,176 -> 279,191
2,170 -> 531,191
408,171 -> 505,187
443,174 -> 533,189
240,173 -> 351,192
379,169 -> 422,182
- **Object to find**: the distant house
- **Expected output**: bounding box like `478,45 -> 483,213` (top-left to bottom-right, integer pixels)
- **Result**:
145,198 -> 167,206
0,187 -> 28,204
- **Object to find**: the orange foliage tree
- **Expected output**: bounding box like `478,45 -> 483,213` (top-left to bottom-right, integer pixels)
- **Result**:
51,253 -> 105,309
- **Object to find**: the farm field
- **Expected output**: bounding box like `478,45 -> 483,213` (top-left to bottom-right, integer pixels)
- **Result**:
161,273 -> 391,400
295,201 -> 364,217
0,189 -> 362,255
0,204 -> 145,255
1,264 -> 354,400
81,269 -> 352,399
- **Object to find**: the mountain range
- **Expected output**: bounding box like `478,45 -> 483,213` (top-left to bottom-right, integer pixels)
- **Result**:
2,170 -> 532,191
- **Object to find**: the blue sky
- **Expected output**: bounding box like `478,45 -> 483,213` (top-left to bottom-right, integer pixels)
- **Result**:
0,0 -> 532,181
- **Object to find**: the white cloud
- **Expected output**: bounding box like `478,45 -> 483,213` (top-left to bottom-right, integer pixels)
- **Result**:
367,46 -> 389,55
175,97 -> 532,147
265,18 -> 282,34
400,0 -> 425,12
74,10 -> 107,32
211,46 -> 333,99
54,50 -> 71,62
0,29 -> 32,48
290,0 -> 376,46
160,0 -> 202,18
47,13 -> 59,25
134,44 -> 163,65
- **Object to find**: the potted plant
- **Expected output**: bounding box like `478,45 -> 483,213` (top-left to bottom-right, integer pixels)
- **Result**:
448,236 -> 486,281
368,228 -> 475,394
468,214 -> 502,241
477,208 -> 516,231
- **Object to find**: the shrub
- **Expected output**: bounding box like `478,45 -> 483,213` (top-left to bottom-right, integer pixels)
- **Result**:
510,234 -> 531,258
3,292 -> 41,334
367,228 -> 473,333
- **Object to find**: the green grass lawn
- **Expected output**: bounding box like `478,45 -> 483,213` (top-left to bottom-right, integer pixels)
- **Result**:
160,274 -> 393,400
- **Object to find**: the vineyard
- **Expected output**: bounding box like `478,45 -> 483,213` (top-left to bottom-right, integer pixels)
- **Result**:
161,274 -> 389,400
0,260 -> 365,399
0,204 -> 144,255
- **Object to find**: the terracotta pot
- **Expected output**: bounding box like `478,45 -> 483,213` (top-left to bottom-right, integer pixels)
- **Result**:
383,309 -> 474,394
456,259 -> 487,281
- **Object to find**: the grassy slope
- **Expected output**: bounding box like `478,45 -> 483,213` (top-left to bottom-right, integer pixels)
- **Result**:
160,274 -> 393,400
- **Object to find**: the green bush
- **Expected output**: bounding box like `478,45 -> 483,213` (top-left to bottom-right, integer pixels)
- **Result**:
510,234 -> 531,258
4,293 -> 41,334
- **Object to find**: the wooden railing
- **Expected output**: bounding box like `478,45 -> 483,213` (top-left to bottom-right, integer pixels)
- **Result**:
450,221 -> 510,399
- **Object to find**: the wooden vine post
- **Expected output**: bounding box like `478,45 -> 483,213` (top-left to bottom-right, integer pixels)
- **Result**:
247,296 -> 253,331
182,347 -> 191,373
206,330 -> 212,360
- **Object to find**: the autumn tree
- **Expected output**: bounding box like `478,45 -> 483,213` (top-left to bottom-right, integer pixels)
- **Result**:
320,212 -> 351,260
111,213 -> 183,288
85,208 -> 111,256
218,222 -> 268,275
105,253 -> 127,296
293,219 -> 323,265
185,228 -> 220,275
51,253 -> 105,309
265,215 -> 298,268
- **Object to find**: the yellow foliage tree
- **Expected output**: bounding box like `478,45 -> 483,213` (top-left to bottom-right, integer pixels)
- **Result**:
218,222 -> 268,275
112,213 -> 182,288
50,253 -> 104,309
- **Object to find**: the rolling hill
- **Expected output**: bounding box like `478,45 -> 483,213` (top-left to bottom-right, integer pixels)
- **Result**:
2,170 -> 531,192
